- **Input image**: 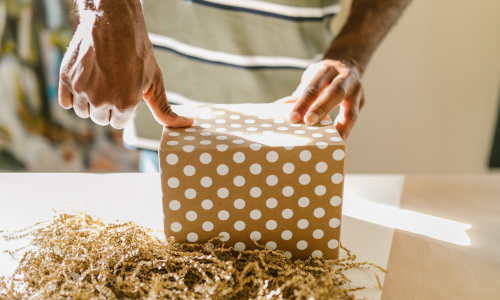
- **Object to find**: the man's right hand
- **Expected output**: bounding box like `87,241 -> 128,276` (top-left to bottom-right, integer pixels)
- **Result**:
58,0 -> 193,129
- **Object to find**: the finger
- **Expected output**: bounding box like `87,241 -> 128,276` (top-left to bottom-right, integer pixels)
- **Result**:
335,87 -> 363,140
290,65 -> 338,123
110,108 -> 135,129
58,82 -> 73,109
73,95 -> 90,118
304,72 -> 352,126
143,69 -> 193,128
90,105 -> 111,126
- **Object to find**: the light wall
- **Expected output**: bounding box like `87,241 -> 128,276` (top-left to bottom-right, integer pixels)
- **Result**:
337,0 -> 500,174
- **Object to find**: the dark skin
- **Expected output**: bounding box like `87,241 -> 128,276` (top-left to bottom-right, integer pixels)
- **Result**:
60,0 -> 410,140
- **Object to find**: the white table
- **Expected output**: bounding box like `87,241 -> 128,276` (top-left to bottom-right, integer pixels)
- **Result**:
0,173 -> 404,300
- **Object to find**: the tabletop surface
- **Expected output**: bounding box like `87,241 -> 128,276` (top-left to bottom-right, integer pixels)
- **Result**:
2,173 -> 497,299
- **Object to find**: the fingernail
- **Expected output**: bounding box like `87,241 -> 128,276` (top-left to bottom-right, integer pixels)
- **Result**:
305,112 -> 319,125
290,111 -> 301,123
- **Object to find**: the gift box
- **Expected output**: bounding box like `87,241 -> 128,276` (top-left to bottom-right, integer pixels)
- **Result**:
159,104 -> 345,260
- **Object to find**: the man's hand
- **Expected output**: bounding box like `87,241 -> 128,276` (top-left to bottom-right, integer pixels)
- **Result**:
58,0 -> 193,129
290,60 -> 364,140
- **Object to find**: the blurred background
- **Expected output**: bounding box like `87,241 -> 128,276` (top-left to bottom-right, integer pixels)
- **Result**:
0,0 -> 499,174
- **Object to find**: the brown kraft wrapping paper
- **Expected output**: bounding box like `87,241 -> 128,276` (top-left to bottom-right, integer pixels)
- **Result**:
382,175 -> 500,300
159,104 -> 345,260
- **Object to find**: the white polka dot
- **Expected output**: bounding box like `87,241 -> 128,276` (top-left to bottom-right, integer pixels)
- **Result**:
332,173 -> 344,184
250,210 -> 261,220
250,187 -> 262,198
250,231 -> 261,241
313,229 -> 324,239
297,240 -> 308,250
259,114 -> 270,120
282,186 -> 294,197
282,209 -> 293,219
169,200 -> 181,210
217,188 -> 229,199
325,129 -> 337,133
266,220 -> 277,230
250,163 -> 262,175
312,250 -> 323,258
185,189 -> 196,199
199,153 -> 212,164
250,143 -> 262,151
329,218 -> 340,228
233,176 -> 245,187
216,136 -> 228,140
266,151 -> 279,162
333,149 -> 345,161
214,110 -> 226,116
283,163 -> 295,174
200,177 -> 212,188
231,123 -> 242,128
167,141 -> 179,146
187,232 -> 198,242
200,131 -> 211,136
233,139 -> 244,144
316,162 -> 328,173
234,199 -> 245,209
266,175 -> 278,186
298,197 -> 310,207
274,118 -> 285,124
216,128 -> 227,132
229,114 -> 240,120
297,219 -> 309,229
294,130 -> 305,135
201,199 -> 213,210
320,120 -> 332,125
186,211 -> 197,221
217,164 -> 229,175
316,142 -> 328,149
299,150 -> 311,162
266,241 -> 277,250
233,152 -> 245,163
244,119 -> 256,124
263,131 -> 274,135
184,136 -> 195,141
232,131 -> 243,136
169,132 -> 180,136
234,221 -> 246,231
168,177 -> 179,188
277,127 -> 288,131
166,154 -> 178,165
284,146 -> 294,150
311,133 -> 323,138
314,208 -> 326,218
183,145 -> 195,153
200,114 -> 212,120
330,137 -> 343,142
284,251 -> 292,259
308,126 -> 319,130
289,123 -> 301,128
215,119 -> 226,124
330,196 -> 342,206
246,127 -> 258,131
170,222 -> 182,232
203,221 -> 214,231
266,198 -> 278,208
216,144 -> 228,152
328,239 -> 339,249
218,210 -> 229,221
299,174 -> 311,185
219,232 -> 230,242
234,242 -> 245,251
315,185 -> 327,196
200,140 -> 211,145
184,165 -> 196,176
281,230 -> 293,240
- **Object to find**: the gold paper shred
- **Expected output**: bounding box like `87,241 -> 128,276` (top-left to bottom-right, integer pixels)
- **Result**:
1,212 -> 385,300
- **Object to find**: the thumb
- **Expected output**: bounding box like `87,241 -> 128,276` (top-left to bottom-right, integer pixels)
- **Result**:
143,68 -> 194,128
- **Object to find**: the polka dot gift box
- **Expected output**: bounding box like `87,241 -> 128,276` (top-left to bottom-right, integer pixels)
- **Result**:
160,103 -> 345,260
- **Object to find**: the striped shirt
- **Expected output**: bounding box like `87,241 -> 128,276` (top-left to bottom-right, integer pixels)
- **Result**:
133,0 -> 341,144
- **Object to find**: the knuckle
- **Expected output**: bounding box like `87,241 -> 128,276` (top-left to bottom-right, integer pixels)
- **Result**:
346,109 -> 359,122
303,85 -> 321,98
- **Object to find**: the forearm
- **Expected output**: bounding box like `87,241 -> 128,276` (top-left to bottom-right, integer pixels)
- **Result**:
325,0 -> 411,74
